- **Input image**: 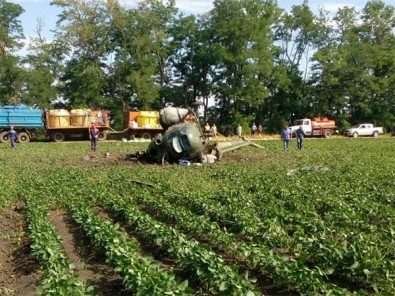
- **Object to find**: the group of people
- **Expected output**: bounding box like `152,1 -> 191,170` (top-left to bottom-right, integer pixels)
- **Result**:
281,124 -> 305,151
5,122 -> 304,152
250,123 -> 263,138
204,123 -> 218,138
235,123 -> 263,139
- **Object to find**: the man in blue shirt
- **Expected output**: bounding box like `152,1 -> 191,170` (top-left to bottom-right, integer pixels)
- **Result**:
8,126 -> 17,149
281,124 -> 292,151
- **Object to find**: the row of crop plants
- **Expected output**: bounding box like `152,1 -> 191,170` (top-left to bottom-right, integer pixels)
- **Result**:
67,169 -> 351,295
161,184 -> 393,294
58,174 -> 261,295
166,164 -> 395,294
52,165 -> 394,295
95,191 -> 260,295
248,169 -> 395,294
19,175 -> 192,295
19,171 -> 262,295
11,154 -> 394,296
104,177 -> 353,295
66,197 -> 192,295
95,163 -> 394,295
21,180 -> 95,295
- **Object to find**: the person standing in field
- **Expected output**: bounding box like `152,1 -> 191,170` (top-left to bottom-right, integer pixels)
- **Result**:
296,125 -> 305,150
281,124 -> 292,151
211,124 -> 217,138
89,124 -> 99,152
8,126 -> 17,149
251,123 -> 257,138
204,122 -> 211,138
258,124 -> 263,137
236,124 -> 242,139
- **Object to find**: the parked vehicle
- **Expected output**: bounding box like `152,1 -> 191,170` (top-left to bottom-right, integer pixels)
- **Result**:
44,109 -> 110,142
344,123 -> 384,138
0,104 -> 112,143
124,110 -> 164,139
0,104 -> 43,143
289,117 -> 337,138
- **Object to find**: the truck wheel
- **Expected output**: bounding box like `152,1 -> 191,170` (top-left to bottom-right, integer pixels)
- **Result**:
353,132 -> 358,138
18,132 -> 30,143
98,131 -> 107,141
141,132 -> 152,139
323,129 -> 332,138
53,131 -> 65,142
373,131 -> 379,137
0,131 -> 9,143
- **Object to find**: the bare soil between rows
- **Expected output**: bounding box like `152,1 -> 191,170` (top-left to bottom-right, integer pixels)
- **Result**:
0,203 -> 40,296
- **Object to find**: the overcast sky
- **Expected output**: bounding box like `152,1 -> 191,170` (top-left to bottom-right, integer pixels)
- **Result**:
10,0 -> 367,40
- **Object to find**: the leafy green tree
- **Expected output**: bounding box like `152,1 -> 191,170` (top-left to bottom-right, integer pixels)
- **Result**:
108,0 -> 179,112
20,19 -> 62,108
51,0 -> 117,108
310,0 -> 395,130
209,0 -> 280,127
0,0 -> 24,104
268,1 -> 318,129
167,13 -> 218,123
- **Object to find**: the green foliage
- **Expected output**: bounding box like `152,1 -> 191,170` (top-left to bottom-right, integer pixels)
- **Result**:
2,138 -> 395,294
1,0 -> 395,131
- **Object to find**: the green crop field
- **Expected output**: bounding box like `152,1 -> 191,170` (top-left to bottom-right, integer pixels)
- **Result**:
0,138 -> 394,295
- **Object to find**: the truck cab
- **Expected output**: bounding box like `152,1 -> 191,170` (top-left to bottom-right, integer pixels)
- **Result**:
289,119 -> 312,135
289,117 -> 336,138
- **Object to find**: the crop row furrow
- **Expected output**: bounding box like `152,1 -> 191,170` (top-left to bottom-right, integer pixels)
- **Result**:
66,199 -> 191,296
99,194 -> 260,296
161,190 -> 394,292
129,190 -> 352,296
25,195 -> 95,296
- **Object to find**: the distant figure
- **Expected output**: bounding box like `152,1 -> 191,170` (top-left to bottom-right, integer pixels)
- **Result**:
8,126 -> 17,149
211,124 -> 217,137
204,123 -> 211,138
236,124 -> 242,139
296,125 -> 305,150
251,123 -> 257,138
89,124 -> 99,152
281,124 -> 292,151
226,126 -> 233,137
258,124 -> 263,136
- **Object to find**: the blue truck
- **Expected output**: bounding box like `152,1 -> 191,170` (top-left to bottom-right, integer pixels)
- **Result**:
0,104 -> 44,143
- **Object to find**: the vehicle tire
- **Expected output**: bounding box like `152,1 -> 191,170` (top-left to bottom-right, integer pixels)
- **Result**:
98,131 -> 107,141
373,131 -> 379,137
353,132 -> 358,138
323,129 -> 332,138
141,132 -> 152,139
0,131 -> 9,143
18,132 -> 30,143
52,131 -> 65,142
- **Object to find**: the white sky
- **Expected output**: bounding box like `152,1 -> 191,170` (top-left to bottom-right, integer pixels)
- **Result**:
9,0 -> 367,40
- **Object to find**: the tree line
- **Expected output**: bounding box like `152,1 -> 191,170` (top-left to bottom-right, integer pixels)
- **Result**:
0,0 -> 394,133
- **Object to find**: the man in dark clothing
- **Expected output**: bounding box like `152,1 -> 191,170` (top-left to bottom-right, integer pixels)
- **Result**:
8,126 -> 17,149
89,125 -> 99,152
296,126 -> 305,150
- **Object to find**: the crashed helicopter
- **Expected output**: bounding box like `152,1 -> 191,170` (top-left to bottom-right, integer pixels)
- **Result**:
133,106 -> 262,165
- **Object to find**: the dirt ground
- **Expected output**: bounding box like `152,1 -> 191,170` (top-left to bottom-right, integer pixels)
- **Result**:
0,203 -> 40,296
